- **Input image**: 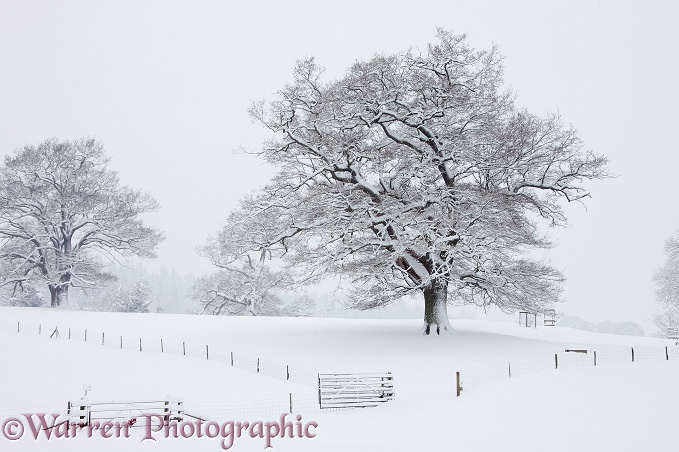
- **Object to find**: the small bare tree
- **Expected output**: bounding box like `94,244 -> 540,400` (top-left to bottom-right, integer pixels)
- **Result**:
217,30 -> 609,334
0,138 -> 164,307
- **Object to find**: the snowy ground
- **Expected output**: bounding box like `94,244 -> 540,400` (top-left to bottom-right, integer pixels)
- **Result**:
0,306 -> 677,451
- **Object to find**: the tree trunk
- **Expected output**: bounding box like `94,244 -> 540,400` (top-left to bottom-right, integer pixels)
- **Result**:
49,281 -> 70,307
422,280 -> 453,335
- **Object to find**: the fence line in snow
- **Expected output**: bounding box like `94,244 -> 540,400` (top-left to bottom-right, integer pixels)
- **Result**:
457,345 -> 679,396
6,319 -> 388,419
8,320 -> 319,388
183,395 -> 348,421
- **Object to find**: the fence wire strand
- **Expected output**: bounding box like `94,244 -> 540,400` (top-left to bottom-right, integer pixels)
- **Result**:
460,344 -> 679,392
3,319 -> 340,419
5,320 -> 320,389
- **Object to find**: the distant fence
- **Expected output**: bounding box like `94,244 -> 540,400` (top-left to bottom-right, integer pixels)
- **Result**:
4,319 -> 394,418
458,345 -> 679,396
183,394 -> 333,420
8,319 -> 319,387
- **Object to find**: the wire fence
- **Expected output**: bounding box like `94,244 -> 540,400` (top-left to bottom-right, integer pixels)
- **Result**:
460,344 -> 679,394
183,395 -> 333,421
510,357 -> 555,377
2,319 -> 381,419
5,319 -> 320,388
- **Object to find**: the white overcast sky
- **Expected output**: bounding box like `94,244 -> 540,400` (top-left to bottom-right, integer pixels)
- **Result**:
1,0 -> 678,328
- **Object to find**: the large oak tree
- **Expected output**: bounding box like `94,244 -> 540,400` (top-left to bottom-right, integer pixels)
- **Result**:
215,30 -> 608,334
0,138 -> 164,307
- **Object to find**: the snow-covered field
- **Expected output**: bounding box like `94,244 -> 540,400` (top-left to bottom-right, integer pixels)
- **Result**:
1,306 -> 677,451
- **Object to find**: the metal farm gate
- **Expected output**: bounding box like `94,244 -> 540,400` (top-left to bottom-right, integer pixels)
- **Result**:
318,372 -> 394,409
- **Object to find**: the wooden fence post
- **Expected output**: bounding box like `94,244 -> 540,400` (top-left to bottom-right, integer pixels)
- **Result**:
289,393 -> 293,413
257,358 -> 260,373
161,339 -> 164,353
456,372 -> 463,397
666,346 -> 669,361
508,363 -> 511,377
287,365 -> 290,380
84,329 -> 87,341
102,332 -> 105,345
68,328 -> 71,340
183,341 -> 185,356
230,351 -> 234,366
631,347 -> 635,362
206,345 -> 209,360
594,351 -> 597,366
39,324 -> 42,335
17,322 -> 19,333
139,338 -> 142,352
555,353 -> 558,369
120,336 -> 123,349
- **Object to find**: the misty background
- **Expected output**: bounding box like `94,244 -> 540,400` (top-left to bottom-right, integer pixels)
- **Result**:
1,0 -> 678,334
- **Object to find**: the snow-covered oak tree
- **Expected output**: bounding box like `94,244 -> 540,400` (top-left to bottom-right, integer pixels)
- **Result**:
653,231 -> 679,336
194,257 -> 316,317
0,138 -> 164,307
222,30 -> 609,334
194,268 -> 286,316
196,205 -> 292,316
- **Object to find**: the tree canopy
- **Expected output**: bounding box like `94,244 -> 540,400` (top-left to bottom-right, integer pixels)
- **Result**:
0,138 -> 164,307
209,30 -> 609,333
195,206 -> 301,317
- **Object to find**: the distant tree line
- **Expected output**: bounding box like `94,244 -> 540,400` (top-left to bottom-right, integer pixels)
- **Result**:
557,315 -> 645,337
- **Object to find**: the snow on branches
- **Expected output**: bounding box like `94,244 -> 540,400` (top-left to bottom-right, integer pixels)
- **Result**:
195,205 -> 314,317
220,30 -> 609,333
653,231 -> 679,336
0,138 -> 164,307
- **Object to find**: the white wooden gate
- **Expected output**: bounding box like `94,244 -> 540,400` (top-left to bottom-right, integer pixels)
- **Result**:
67,398 -> 184,428
318,372 -> 394,409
